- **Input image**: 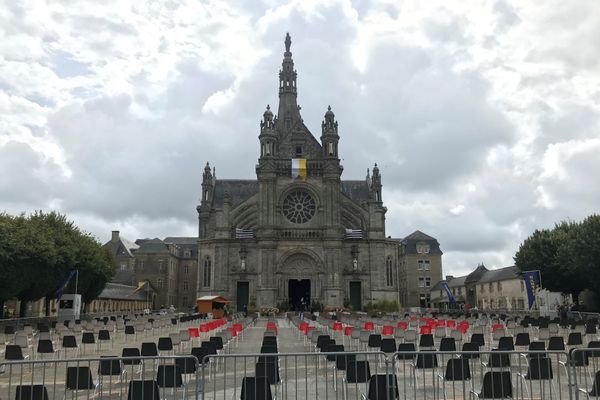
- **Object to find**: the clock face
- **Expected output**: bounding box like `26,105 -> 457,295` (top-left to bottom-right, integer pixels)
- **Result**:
282,190 -> 316,224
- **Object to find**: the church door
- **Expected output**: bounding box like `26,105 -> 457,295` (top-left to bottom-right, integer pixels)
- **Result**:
288,279 -> 310,311
350,281 -> 362,311
236,282 -> 249,312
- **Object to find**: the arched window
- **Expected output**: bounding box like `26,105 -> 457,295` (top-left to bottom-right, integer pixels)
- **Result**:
157,278 -> 163,289
203,256 -> 212,288
386,257 -> 394,287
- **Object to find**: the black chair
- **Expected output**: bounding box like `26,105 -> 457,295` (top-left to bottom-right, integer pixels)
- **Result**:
66,366 -> 98,395
210,336 -> 224,351
471,333 -> 485,349
527,341 -> 546,358
127,380 -> 160,400
98,329 -> 111,350
568,332 -> 583,346
260,345 -> 277,354
4,326 -> 15,335
336,352 -> 356,371
439,337 -> 456,352
98,356 -> 126,388
157,337 -> 174,353
515,332 -> 530,347
316,335 -> 331,350
367,334 -> 382,349
256,361 -> 280,384
326,344 -> 344,362
191,347 -> 210,365
397,343 -> 416,360
415,350 -> 438,369
14,385 -> 49,400
497,336 -> 514,351
81,332 -> 95,354
438,358 -> 471,400
472,371 -> 512,399
486,351 -> 511,369
240,377 -> 273,400
36,339 -> 56,359
419,333 -> 435,349
588,341 -> 600,358
365,374 -> 399,400
461,342 -> 480,360
122,347 -> 142,366
175,356 -> 198,378
125,325 -> 135,338
61,335 -> 78,357
141,342 -> 159,357
4,344 -> 28,361
548,336 -> 565,351
202,341 -> 218,355
346,360 -> 371,383
584,370 -> 600,397
380,338 -> 396,354
523,357 -> 553,380
156,365 -> 184,390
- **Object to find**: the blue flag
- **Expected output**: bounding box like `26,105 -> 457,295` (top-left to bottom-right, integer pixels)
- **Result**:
442,282 -> 456,304
523,271 -> 540,309
55,270 -> 77,300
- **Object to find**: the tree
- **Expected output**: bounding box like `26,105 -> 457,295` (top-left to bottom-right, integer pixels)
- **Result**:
70,233 -> 116,305
0,213 -> 29,318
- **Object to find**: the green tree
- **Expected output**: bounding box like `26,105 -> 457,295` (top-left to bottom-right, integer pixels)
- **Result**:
0,213 -> 28,318
72,233 -> 116,305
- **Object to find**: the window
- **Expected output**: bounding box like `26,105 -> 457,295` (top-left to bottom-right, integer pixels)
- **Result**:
497,281 -> 502,291
295,146 -> 302,156
425,277 -> 431,287
386,257 -> 393,287
520,280 -> 525,292
416,243 -> 430,254
458,287 -> 462,295
138,260 -> 144,270
327,142 -> 334,156
184,250 -> 191,258
517,299 -> 525,309
158,260 -> 165,271
418,277 -> 425,287
184,265 -> 189,275
183,281 -> 189,291
489,282 -> 493,292
120,262 -> 127,271
417,260 -> 430,271
480,284 -> 484,293
157,278 -> 163,289
203,256 -> 212,288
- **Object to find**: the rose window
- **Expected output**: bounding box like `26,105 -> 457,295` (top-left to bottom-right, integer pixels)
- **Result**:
282,190 -> 316,224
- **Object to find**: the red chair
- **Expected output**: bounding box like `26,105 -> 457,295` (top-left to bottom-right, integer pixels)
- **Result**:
199,324 -> 208,333
364,322 -> 374,331
344,326 -> 353,336
188,328 -> 199,338
492,324 -> 505,332
397,321 -> 408,330
332,322 -> 343,332
382,325 -> 394,336
419,325 -> 432,335
436,320 -> 446,327
446,320 -> 456,328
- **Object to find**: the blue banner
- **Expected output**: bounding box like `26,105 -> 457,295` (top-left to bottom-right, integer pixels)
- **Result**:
55,269 -> 77,300
442,282 -> 456,304
523,271 -> 540,309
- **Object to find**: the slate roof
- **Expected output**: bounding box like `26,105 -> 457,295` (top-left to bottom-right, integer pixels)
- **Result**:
99,283 -> 152,301
102,236 -> 138,258
211,179 -> 372,209
164,237 -> 198,245
465,265 -> 489,284
401,230 -> 443,255
213,180 -> 259,208
478,266 -> 521,283
341,180 -> 370,204
134,238 -> 170,254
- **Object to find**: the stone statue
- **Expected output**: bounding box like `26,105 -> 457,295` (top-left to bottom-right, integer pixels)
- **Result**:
285,33 -> 291,53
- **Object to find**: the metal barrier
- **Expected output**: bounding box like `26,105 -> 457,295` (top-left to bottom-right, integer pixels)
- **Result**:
0,355 -> 200,400
0,349 -> 592,400
199,350 -> 574,400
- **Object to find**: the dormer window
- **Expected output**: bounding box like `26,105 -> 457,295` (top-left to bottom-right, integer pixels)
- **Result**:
295,146 -> 302,157
416,243 -> 430,254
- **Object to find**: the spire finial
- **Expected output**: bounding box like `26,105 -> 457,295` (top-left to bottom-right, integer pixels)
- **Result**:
328,105 -> 331,111
285,32 -> 291,53
266,104 -> 270,110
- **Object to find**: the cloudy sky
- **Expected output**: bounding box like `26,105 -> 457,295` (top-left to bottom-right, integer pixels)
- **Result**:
1,0 -> 599,277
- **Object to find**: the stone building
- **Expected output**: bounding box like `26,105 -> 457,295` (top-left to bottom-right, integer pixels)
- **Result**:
430,264 -> 529,311
196,34 -> 443,311
102,232 -> 197,310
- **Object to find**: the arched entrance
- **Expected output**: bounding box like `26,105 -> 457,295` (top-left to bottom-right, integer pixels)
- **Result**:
276,251 -> 323,309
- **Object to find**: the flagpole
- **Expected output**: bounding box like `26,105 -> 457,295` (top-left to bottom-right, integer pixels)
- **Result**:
75,269 -> 79,296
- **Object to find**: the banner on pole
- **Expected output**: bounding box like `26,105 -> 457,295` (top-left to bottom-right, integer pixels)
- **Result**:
442,282 -> 456,304
523,270 -> 541,309
292,158 -> 307,181
55,269 -> 77,300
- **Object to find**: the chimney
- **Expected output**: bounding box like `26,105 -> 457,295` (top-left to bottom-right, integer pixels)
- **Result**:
112,231 -> 120,242
445,275 -> 454,281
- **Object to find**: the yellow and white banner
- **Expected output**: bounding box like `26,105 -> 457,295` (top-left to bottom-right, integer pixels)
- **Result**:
292,158 -> 307,181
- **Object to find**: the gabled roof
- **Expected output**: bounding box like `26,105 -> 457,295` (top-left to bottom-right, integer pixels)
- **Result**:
212,180 -> 258,208
341,180 -> 370,205
401,230 -> 443,255
135,238 -> 170,254
102,235 -> 138,258
465,264 -> 489,284
478,266 -> 521,284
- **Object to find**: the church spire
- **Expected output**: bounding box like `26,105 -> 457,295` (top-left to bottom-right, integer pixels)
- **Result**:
277,32 -> 299,130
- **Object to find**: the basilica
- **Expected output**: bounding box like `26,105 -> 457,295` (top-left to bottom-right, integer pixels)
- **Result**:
195,34 -> 443,310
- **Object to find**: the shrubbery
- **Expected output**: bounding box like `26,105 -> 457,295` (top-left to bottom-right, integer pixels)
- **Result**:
364,299 -> 400,313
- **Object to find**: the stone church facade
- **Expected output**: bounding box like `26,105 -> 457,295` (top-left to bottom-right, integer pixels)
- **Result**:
196,34 -> 443,310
